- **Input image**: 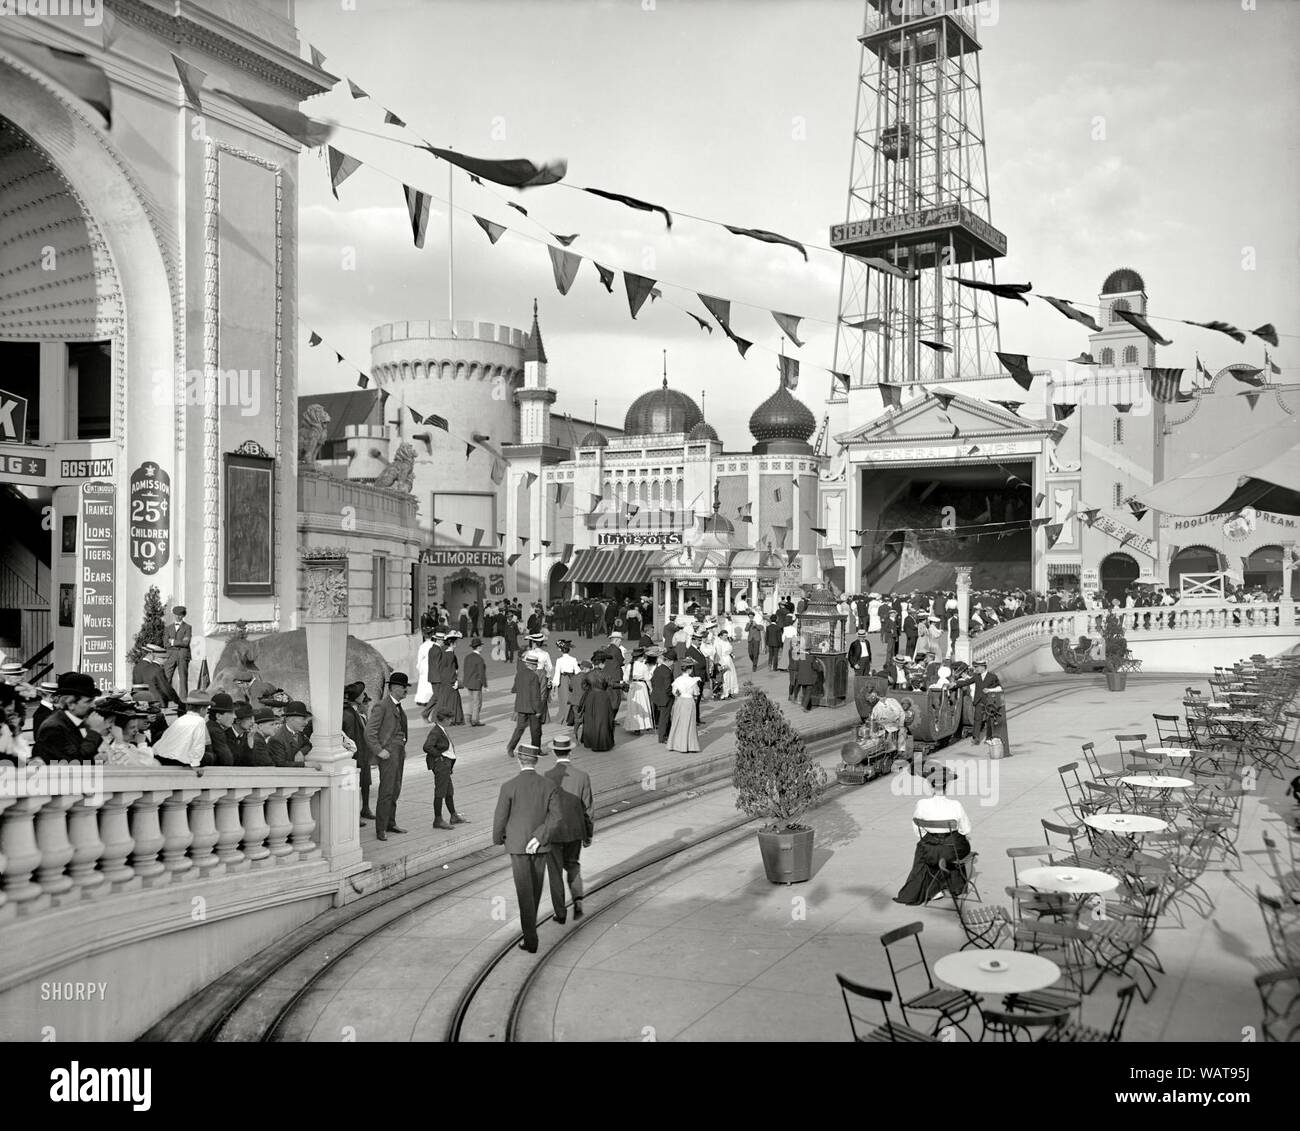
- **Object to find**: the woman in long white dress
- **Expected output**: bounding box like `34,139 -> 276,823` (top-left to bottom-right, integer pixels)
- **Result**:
414,630 -> 435,706
715,631 -> 740,700
623,650 -> 655,734
667,662 -> 701,753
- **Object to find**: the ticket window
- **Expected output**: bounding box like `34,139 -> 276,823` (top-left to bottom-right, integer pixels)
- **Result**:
66,342 -> 112,440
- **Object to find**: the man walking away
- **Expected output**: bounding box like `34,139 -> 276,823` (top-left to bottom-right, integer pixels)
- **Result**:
764,617 -> 783,671
493,744 -> 564,952
506,654 -> 545,757
365,672 -> 411,841
462,637 -> 488,726
649,648 -> 673,743
545,735 -> 593,923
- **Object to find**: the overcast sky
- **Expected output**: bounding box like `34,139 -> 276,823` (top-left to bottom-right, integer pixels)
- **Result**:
294,0 -> 1299,448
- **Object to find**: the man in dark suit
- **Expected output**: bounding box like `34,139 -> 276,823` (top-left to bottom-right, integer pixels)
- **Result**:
544,735 -> 594,923
764,618 -> 784,671
506,654 -> 544,758
901,609 -> 919,658
649,649 -> 673,743
793,647 -> 823,711
267,700 -> 312,767
342,681 -> 373,823
424,634 -> 446,708
879,603 -> 897,669
133,643 -> 181,710
685,634 -> 708,724
30,679 -> 58,739
231,703 -> 272,767
847,627 -> 872,676
493,743 -> 564,952
424,709 -> 468,830
365,673 -> 411,841
164,605 -> 193,699
469,600 -> 481,637
205,691 -> 236,767
462,637 -> 488,726
34,671 -> 106,762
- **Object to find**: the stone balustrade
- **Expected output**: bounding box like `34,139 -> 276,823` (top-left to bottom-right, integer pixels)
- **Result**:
0,766 -> 330,924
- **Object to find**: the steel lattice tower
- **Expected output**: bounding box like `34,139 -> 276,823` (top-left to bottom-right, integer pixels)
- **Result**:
828,0 -> 1006,419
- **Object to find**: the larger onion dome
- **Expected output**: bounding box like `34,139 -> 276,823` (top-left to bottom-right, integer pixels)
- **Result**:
749,383 -> 816,448
623,375 -> 704,436
1101,267 -> 1145,295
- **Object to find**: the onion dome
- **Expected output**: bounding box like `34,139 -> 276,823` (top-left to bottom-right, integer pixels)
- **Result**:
1101,268 -> 1145,295
579,428 -> 608,448
688,420 -> 719,442
749,383 -> 816,446
623,374 -> 703,436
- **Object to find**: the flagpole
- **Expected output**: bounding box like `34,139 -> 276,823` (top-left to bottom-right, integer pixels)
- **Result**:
448,150 -> 455,328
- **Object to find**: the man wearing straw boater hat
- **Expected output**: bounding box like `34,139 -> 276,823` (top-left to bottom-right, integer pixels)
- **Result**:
493,742 -> 564,953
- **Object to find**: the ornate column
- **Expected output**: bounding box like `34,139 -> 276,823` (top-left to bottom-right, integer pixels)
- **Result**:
1281,540 -> 1295,626
301,550 -> 364,871
954,566 -> 973,664
709,576 -> 718,616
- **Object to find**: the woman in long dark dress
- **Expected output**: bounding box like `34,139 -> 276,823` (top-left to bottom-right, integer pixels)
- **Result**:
432,635 -> 465,725
572,661 -> 593,742
581,670 -> 616,752
979,670 -> 1011,757
894,777 -> 973,905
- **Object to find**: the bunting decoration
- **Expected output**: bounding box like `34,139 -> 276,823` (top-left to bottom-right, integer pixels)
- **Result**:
506,202 -> 528,216
540,540 -> 551,549
1119,531 -> 1136,548
1115,308 -> 1173,346
831,371 -> 851,393
623,272 -> 657,319
1166,544 -> 1180,561
626,504 -> 639,519
779,355 -> 800,391
771,524 -> 788,547
955,277 -> 1032,304
1052,403 -> 1077,421
473,215 -> 506,244
454,523 -> 463,536
844,317 -> 883,332
421,145 -> 567,189
726,331 -> 753,359
552,233 -> 580,247
309,45 -> 326,68
507,553 -> 521,566
1266,352 -> 1282,376
1182,319 -> 1245,344
1029,517 -> 1050,528
723,224 -> 807,261
553,484 -> 564,505
879,383 -> 902,410
810,526 -> 828,537
1230,366 -> 1266,388
1244,391 -> 1262,411
934,393 -> 956,412
686,312 -> 713,334
469,174 -> 483,185
786,550 -> 800,567
404,184 -> 431,248
772,312 -> 805,347
308,332 -> 322,347
582,187 -> 673,228
563,543 -> 574,563
773,488 -> 782,502
1033,492 -> 1045,509
1072,353 -> 1098,365
1082,508 -> 1100,527
1252,324 -> 1279,347
862,257 -> 918,281
593,262 -> 615,293
227,93 -> 332,147
465,443 -> 475,460
1143,367 -> 1186,404
170,53 -> 206,111
7,43 -> 113,129
471,529 -> 484,547
950,424 -> 961,439
992,400 -> 1022,415
548,246 -> 582,296
327,147 -> 363,199
519,536 -> 529,545
427,413 -> 449,431
356,374 -> 369,389
335,352 -> 345,365
698,294 -> 732,332
347,79 -> 368,99
498,531 -> 506,547
1045,523 -> 1064,549
920,340 -> 953,353
383,109 -> 406,127
408,406 -> 424,424
1194,355 -> 1214,386
1039,295 -> 1102,332
1115,403 -> 1132,413
1128,499 -> 1148,522
995,352 -> 1036,391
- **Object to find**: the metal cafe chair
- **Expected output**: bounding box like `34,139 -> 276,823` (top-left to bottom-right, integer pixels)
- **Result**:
1257,887 -> 1300,968
1004,920 -> 1090,1018
1152,712 -> 1190,748
1056,983 -> 1141,1043
1254,965 -> 1300,1043
950,875 -> 1011,951
978,1005 -> 1070,1042
1057,762 -> 1095,821
1081,740 -> 1125,782
835,975 -> 939,1043
1006,847 -> 1071,921
1041,818 -> 1104,869
879,921 -> 980,1040
1115,733 -> 1150,774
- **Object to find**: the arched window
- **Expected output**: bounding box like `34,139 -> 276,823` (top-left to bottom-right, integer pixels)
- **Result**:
639,480 -> 649,504
1109,298 -> 1131,324
602,480 -> 611,503
1113,417 -> 1124,444
614,481 -> 624,506
1122,344 -> 1138,365
1169,545 -> 1221,594
677,478 -> 685,511
1099,348 -> 1114,366
651,480 -> 662,506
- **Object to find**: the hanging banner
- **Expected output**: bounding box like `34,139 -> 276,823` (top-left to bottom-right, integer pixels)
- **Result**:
78,481 -> 117,687
128,462 -> 171,575
0,387 -> 30,442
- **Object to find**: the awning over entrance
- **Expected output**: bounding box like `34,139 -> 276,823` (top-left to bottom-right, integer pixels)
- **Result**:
566,548 -> 653,586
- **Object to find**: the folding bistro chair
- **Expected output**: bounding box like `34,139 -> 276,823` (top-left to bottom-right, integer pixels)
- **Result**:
1257,887 -> 1300,967
978,1006 -> 1070,1042
1081,740 -> 1125,782
1057,762 -> 1095,821
1115,733 -> 1150,774
835,976 -> 938,1043
1253,966 -> 1300,1043
879,921 -> 979,1040
1056,983 -> 1140,1042
1004,919 -> 1089,1017
1152,713 -> 1190,748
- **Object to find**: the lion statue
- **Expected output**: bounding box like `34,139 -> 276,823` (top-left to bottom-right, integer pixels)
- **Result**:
298,403 -> 331,464
374,441 -> 416,494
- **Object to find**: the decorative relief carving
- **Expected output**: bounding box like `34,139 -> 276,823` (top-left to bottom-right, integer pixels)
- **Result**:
302,557 -> 349,620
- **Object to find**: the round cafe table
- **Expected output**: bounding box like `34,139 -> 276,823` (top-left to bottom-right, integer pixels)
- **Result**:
1018,865 -> 1121,896
1145,746 -> 1192,761
1211,714 -> 1267,742
1083,813 -> 1168,834
1119,775 -> 1193,790
934,950 -> 1061,995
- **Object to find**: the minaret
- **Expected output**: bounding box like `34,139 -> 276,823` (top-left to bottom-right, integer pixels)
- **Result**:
516,298 -> 557,445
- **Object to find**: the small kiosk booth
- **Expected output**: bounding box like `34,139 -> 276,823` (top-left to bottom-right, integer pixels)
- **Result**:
797,586 -> 849,708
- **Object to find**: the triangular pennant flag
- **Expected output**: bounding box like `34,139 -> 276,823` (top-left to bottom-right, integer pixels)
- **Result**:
431,518 -> 442,527
327,147 -> 362,199
1244,391 -> 1262,410
7,44 -> 113,128
308,331 -> 322,347
1166,544 -> 1180,560
227,93 -> 332,147
548,245 -> 582,296
413,432 -> 432,455
540,540 -> 551,549
473,215 -> 506,245
1045,523 -> 1064,548
421,145 -> 567,189
723,224 -> 807,261
593,262 -> 615,293
1115,308 -> 1173,346
469,174 -> 483,185
724,327 -> 753,358
810,526 -> 828,537
786,550 -> 800,567
779,355 -> 800,391
966,446 -> 981,456
773,488 -> 783,502
1194,355 -> 1214,385
507,553 -> 521,566
507,201 -> 528,216
1039,295 -> 1102,332
878,383 -> 902,410
309,45 -> 326,68
950,424 -> 961,439
992,400 -> 1022,415
771,524 -> 788,547
404,184 -> 431,249
1265,352 -> 1282,376
627,504 -> 640,518
383,109 -> 406,127
408,406 -> 425,424
1029,517 -> 1049,528
465,443 -> 475,460
347,79 -> 368,99
335,351 -> 345,365
920,339 -> 953,353
582,187 -> 673,228
427,413 -> 449,431
1182,319 -> 1245,344
519,535 -> 530,545
934,393 -> 956,412
497,531 -> 506,547
995,352 -> 1035,391
954,277 -> 1032,304
454,523 -> 463,535
1230,365 -> 1266,388
1251,324 -> 1279,347
1082,508 -> 1100,527
1118,531 -> 1136,548
553,484 -> 563,505
472,528 -> 484,547
552,233 -> 580,247
862,257 -> 919,281
844,317 -> 883,332
698,294 -> 732,332
524,472 -> 539,488
356,374 -> 369,389
170,53 -> 207,111
1052,403 -> 1077,421
196,659 -> 210,693
1072,352 -> 1098,365
563,543 -> 574,563
590,493 -> 603,507
772,312 -> 805,347
738,515 -> 753,523
623,272 -> 657,319
1128,499 -> 1148,522
831,371 -> 851,392
686,311 -> 713,334
1034,492 -> 1045,508
1115,403 -> 1132,414
1143,367 -> 1186,403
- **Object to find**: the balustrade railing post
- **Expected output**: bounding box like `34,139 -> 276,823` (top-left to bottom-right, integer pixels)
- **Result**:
188,793 -> 221,876
160,790 -> 201,877
128,790 -> 170,887
2,796 -> 50,912
302,551 -> 364,873
65,796 -> 107,899
288,787 -> 320,860
214,788 -> 251,873
239,787 -> 273,868
34,794 -> 77,901
97,791 -> 141,893
265,787 -> 295,863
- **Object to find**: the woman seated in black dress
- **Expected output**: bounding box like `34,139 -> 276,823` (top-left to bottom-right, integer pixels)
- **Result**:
893,774 -> 973,905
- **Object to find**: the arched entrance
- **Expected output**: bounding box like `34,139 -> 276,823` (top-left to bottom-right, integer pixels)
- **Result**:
1099,552 -> 1140,603
1168,545 -> 1219,595
1244,544 -> 1294,596
547,561 -> 569,603
441,568 -> 484,618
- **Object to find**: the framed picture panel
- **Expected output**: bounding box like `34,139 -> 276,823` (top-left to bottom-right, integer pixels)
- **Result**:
224,448 -> 275,597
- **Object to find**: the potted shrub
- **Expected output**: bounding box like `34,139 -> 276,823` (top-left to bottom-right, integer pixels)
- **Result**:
1102,611 -> 1131,692
733,683 -> 828,883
